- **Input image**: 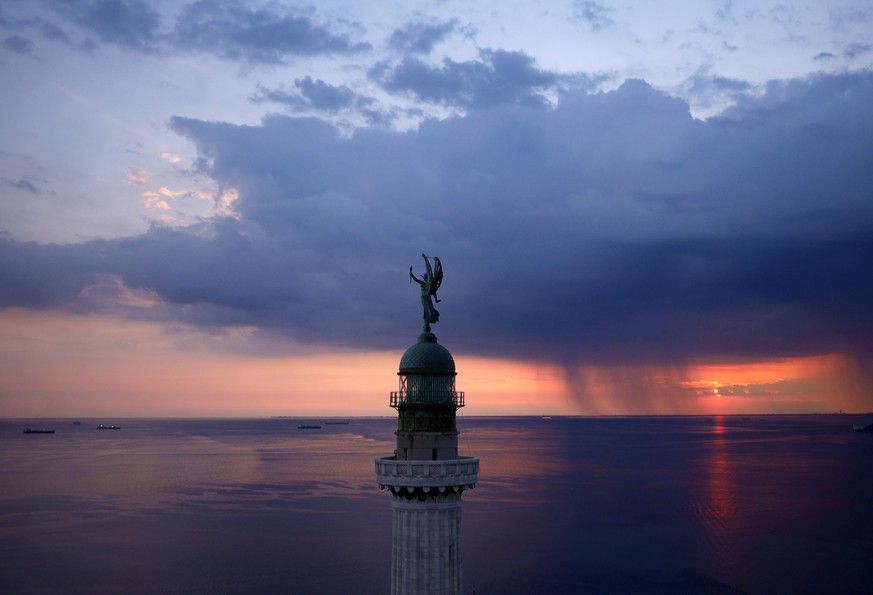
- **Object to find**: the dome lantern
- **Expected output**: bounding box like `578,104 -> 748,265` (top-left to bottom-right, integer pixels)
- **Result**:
392,331 -> 464,409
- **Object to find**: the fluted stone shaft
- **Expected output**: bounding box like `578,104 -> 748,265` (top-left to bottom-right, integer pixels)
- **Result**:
391,491 -> 463,595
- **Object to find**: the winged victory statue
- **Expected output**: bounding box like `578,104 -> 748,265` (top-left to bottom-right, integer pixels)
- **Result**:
410,254 -> 443,333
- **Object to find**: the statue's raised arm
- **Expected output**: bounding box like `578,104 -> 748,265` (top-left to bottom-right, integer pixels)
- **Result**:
409,265 -> 422,286
411,254 -> 443,332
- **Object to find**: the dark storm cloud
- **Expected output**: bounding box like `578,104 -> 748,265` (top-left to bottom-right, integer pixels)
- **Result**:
172,0 -> 369,64
388,19 -> 459,55
372,50 -> 563,110
0,238 -> 104,308
2,71 -> 873,367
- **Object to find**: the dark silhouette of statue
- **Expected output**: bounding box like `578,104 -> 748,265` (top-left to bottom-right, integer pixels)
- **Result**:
410,254 -> 443,332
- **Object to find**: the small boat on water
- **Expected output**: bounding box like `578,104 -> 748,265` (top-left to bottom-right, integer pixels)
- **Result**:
851,424 -> 873,433
97,424 -> 121,430
297,424 -> 322,429
23,428 -> 55,434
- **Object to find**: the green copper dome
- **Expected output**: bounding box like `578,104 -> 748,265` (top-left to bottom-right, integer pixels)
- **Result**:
399,332 -> 456,375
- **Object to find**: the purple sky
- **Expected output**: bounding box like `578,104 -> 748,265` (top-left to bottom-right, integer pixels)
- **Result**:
1,1 -> 872,416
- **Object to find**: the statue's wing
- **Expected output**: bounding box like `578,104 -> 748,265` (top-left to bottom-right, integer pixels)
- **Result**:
432,257 -> 443,293
423,254 -> 434,279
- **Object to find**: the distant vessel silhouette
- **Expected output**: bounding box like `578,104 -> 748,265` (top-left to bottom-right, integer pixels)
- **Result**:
97,424 -> 121,430
297,424 -> 322,429
23,428 -> 55,434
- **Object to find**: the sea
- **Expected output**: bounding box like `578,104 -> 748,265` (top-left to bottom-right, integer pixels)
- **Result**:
1,415 -> 871,595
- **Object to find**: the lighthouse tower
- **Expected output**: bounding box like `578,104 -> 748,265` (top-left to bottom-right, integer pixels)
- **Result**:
375,255 -> 479,595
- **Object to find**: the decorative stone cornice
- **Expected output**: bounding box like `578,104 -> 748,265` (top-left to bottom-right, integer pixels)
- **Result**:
375,456 -> 479,491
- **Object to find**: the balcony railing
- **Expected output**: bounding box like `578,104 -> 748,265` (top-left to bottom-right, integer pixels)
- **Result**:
390,391 -> 465,409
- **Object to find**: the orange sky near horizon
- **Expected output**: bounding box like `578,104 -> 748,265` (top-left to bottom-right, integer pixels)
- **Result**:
0,308 -> 868,418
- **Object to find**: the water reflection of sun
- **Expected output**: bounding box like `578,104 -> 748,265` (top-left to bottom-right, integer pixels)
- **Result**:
695,416 -> 742,579
706,417 -> 734,528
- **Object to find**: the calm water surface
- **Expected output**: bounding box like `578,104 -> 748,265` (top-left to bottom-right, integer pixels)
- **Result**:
1,415 -> 871,594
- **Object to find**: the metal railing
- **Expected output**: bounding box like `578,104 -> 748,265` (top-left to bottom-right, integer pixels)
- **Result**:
390,390 -> 465,409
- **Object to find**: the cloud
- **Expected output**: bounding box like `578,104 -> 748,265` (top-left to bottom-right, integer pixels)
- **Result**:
769,4 -> 802,28
571,1 -> 616,31
388,19 -> 459,55
251,77 -> 365,114
371,49 -> 565,110
14,1 -> 369,63
0,11 -> 96,53
156,186 -> 213,201
48,0 -> 163,53
715,0 -> 737,23
3,177 -> 42,193
2,71 -> 873,374
843,42 -> 871,59
2,35 -> 35,55
172,0 -> 370,64
681,68 -> 753,112
249,84 -> 308,110
127,167 -> 149,186
0,239 -> 104,309
35,17 -> 93,50
142,193 -> 172,211
827,4 -> 873,32
294,76 -> 360,112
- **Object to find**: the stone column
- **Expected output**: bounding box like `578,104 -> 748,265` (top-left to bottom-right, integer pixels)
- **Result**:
391,490 -> 463,595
